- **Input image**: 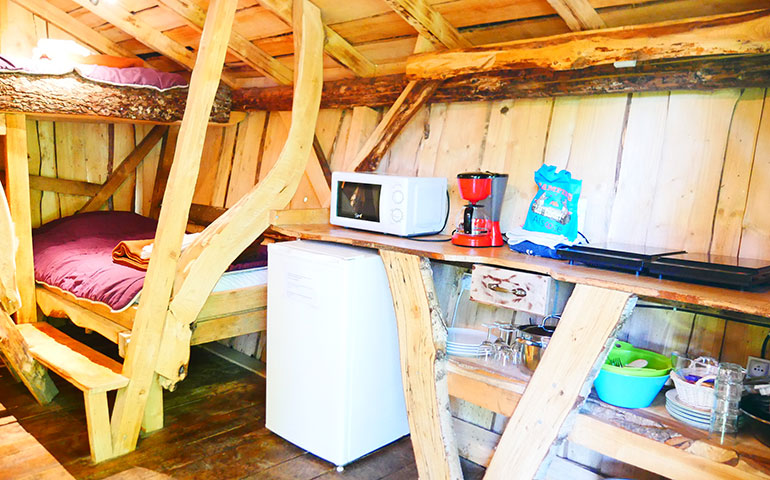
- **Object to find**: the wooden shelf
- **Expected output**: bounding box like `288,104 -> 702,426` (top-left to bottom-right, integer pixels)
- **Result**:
571,392 -> 770,480
273,224 -> 770,320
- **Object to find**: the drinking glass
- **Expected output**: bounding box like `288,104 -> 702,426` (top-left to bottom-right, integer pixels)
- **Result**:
709,362 -> 745,445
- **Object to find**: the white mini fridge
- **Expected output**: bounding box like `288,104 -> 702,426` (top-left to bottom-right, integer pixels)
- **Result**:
266,240 -> 409,468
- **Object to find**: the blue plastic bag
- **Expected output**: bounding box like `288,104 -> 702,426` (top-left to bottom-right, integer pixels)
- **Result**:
523,165 -> 582,241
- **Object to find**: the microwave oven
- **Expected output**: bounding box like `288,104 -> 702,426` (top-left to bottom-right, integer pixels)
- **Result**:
330,172 -> 448,237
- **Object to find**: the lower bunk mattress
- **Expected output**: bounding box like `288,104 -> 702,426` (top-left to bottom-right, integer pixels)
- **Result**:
33,211 -> 267,312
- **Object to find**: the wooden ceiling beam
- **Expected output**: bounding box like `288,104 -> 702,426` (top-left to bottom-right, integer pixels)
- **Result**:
11,0 -> 150,67
233,54 -> 770,111
259,0 -> 377,77
68,0 -> 239,88
157,0 -> 293,85
382,0 -> 471,49
546,0 -> 606,31
407,9 -> 770,80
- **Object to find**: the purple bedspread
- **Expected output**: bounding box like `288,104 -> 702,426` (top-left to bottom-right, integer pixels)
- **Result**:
33,212 -> 267,311
33,211 -> 156,311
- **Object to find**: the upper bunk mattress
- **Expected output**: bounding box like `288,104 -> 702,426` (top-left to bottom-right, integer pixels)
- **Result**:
32,211 -> 266,312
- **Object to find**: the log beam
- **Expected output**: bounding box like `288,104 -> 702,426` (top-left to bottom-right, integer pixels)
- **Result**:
109,0 -> 239,457
78,126 -> 168,214
383,0 -> 471,49
68,0 -> 239,88
233,54 -> 770,111
406,10 -> 770,80
259,0 -> 377,77
154,0 -> 324,386
11,0 -> 149,66
546,0 -> 606,31
156,0 -> 293,85
0,71 -> 232,123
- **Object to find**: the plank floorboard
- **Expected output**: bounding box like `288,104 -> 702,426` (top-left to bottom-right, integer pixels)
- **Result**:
0,323 -> 486,479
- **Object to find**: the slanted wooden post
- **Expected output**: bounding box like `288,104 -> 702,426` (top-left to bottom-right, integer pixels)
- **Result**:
379,251 -> 462,480
109,0 -> 239,457
153,0 -> 324,385
4,114 -> 36,324
485,285 -> 636,479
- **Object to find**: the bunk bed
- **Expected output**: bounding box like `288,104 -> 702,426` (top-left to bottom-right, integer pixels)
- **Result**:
0,0 -> 324,463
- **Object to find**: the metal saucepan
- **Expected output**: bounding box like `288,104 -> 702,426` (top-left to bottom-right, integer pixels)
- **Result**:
516,315 -> 559,372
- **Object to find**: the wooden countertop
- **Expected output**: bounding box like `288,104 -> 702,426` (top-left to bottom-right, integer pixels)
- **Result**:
273,223 -> 770,319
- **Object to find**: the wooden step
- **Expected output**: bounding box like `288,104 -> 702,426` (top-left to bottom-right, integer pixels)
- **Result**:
17,323 -> 128,393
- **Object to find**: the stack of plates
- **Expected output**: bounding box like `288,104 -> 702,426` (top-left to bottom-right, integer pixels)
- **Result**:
665,389 -> 712,430
665,389 -> 745,430
447,327 -> 495,358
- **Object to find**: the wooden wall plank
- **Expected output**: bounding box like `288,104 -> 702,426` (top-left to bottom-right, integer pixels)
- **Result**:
562,94 -> 628,243
55,122 -> 89,217
226,113 -> 267,207
135,124 -> 164,217
112,124 -> 137,212
739,89 -> 770,260
645,90 -> 740,252
710,88 -> 765,257
485,98 -> 552,233
26,120 -> 42,228
193,127 -> 225,206
607,92 -> 670,244
37,121 -> 60,224
210,123 -> 239,208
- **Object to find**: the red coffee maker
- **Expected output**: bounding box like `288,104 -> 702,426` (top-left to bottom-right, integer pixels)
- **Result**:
451,172 -> 508,247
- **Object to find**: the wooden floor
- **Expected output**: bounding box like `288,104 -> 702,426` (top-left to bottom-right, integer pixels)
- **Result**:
0,326 -> 485,480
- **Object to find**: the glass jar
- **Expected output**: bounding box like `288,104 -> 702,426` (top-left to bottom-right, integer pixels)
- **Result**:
709,362 -> 745,445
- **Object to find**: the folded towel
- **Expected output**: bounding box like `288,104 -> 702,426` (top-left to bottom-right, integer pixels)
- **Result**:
112,239 -> 154,270
140,232 -> 200,259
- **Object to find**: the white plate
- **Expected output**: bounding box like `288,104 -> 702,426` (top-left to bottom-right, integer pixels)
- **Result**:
447,350 -> 481,358
447,327 -> 496,347
666,404 -> 710,430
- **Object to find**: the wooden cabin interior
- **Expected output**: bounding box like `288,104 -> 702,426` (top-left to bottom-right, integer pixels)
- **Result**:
1,0 -> 770,478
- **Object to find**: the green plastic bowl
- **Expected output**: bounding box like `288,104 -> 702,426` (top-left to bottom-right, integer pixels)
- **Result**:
602,340 -> 672,377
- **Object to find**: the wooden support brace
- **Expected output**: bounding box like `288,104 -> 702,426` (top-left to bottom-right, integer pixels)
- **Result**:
545,0 -> 606,31
353,79 -> 440,172
153,0 -> 324,386
484,285 -> 635,479
379,251 -> 462,480
4,114 -> 36,324
110,0 -> 239,457
78,125 -> 168,214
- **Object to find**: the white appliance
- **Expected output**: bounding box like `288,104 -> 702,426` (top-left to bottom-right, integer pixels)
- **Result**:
330,171 -> 448,237
266,240 -> 409,468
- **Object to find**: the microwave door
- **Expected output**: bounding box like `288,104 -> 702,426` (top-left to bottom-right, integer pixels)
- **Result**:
337,181 -> 381,222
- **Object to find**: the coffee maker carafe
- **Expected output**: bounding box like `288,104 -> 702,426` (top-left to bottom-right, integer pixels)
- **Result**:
451,172 -> 508,247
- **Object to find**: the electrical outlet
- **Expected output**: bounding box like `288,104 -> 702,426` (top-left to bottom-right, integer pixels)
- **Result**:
746,356 -> 770,378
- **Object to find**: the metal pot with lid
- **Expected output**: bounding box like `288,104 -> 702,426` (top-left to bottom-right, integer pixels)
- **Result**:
516,315 -> 559,373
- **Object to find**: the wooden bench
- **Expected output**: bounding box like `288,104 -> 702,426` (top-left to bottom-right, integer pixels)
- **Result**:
17,323 -> 128,462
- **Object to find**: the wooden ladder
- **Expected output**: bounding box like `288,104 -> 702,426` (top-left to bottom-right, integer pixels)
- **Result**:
16,322 -> 129,462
